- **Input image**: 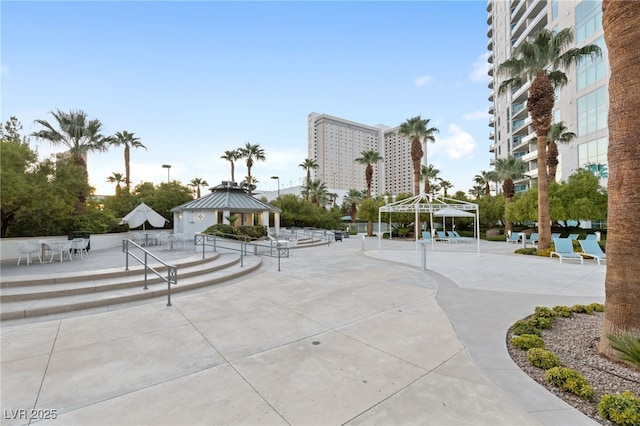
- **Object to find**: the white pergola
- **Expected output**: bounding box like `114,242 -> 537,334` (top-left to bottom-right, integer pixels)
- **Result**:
378,194 -> 480,255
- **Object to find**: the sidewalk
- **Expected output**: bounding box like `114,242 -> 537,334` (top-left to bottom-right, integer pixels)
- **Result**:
0,237 -> 605,425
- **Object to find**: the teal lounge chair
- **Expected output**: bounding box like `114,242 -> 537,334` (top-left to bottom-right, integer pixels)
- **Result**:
422,231 -> 433,242
506,233 -> 521,244
579,240 -> 606,265
585,234 -> 598,241
568,233 -> 579,240
551,238 -> 583,264
524,232 -> 538,247
435,231 -> 451,243
446,231 -> 467,243
452,230 -> 472,242
551,233 -> 561,240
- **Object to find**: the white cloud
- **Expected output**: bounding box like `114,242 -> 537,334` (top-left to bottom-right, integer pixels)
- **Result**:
469,53 -> 490,83
433,124 -> 476,160
414,75 -> 433,87
462,110 -> 490,121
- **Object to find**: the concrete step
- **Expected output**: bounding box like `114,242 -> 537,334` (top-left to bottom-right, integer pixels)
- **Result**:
0,254 -> 262,320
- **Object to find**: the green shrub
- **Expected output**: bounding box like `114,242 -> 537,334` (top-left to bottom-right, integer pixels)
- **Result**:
545,366 -> 594,400
515,248 -> 538,255
534,306 -> 558,319
607,334 -> 640,370
204,224 -> 235,236
571,304 -> 595,314
527,348 -> 561,369
512,319 -> 542,336
598,392 -> 640,426
537,247 -> 553,257
512,334 -> 545,350
530,315 -> 554,330
552,306 -> 574,318
236,225 -> 268,240
590,303 -> 605,312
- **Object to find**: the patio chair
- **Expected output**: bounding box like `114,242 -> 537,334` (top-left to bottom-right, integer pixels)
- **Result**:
16,241 -> 42,266
568,233 -> 579,240
70,238 -> 89,259
551,233 -> 561,240
579,240 -> 606,265
506,232 -> 521,244
46,240 -> 73,263
585,234 -> 598,241
421,231 -> 433,242
435,231 -> 451,243
551,238 -> 583,264
452,231 -> 472,242
523,232 -> 538,247
131,232 -> 146,246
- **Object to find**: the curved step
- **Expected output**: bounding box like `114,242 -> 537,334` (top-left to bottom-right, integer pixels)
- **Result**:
0,254 -> 262,320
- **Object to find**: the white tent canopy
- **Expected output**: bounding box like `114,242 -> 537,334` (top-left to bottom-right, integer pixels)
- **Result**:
378,194 -> 480,254
119,202 -> 168,230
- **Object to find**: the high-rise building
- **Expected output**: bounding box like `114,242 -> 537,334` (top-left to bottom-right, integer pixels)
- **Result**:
307,113 -> 415,196
488,0 -> 608,192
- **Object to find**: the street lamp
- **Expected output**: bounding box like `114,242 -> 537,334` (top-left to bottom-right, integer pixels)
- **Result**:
162,164 -> 171,183
271,176 -> 280,198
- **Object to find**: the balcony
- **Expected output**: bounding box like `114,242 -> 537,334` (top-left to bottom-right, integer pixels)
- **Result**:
489,116 -> 495,127
487,11 -> 492,25
490,157 -> 497,166
489,143 -> 496,153
488,79 -> 494,89
488,91 -> 494,102
488,64 -> 494,77
522,150 -> 537,163
487,25 -> 493,38
488,105 -> 495,115
487,0 -> 492,12
489,130 -> 495,140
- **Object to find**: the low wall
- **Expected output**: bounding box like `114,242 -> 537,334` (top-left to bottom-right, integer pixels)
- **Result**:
1,233 -> 132,263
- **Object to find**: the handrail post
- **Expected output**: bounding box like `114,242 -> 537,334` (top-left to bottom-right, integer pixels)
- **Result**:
240,242 -> 244,267
124,240 -> 129,271
143,251 -> 148,290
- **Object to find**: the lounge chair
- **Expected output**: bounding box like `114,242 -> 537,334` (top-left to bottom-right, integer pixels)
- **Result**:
446,231 -> 463,243
435,231 -> 451,243
568,233 -> 579,240
551,238 -> 583,264
578,240 -> 606,265
585,234 -> 598,241
450,231 -> 471,242
506,232 -> 521,244
523,232 -> 538,247
551,233 -> 561,240
422,231 -> 433,242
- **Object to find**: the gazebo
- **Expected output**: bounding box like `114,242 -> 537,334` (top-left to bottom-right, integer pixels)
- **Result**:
171,181 -> 282,235
378,194 -> 480,254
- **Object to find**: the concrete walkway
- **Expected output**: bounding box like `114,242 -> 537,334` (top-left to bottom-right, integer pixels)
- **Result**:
0,236 -> 605,425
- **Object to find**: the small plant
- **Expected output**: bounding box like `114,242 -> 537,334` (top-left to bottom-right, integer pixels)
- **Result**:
597,392 -> 640,426
534,306 -> 558,319
512,319 -> 541,336
552,305 -> 574,317
527,347 -> 561,369
530,315 -> 554,330
589,303 -> 605,312
515,248 -> 538,255
512,334 -> 545,350
571,304 -> 595,314
607,334 -> 640,370
545,366 -> 594,400
537,247 -> 553,257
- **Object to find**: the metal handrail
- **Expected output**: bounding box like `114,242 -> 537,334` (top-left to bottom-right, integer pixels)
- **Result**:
122,239 -> 178,306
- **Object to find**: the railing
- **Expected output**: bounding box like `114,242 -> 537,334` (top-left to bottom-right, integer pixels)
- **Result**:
195,232 -> 290,271
122,240 -> 177,306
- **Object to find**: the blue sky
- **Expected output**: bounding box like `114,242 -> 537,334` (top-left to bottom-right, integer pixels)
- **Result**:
2,1 -> 492,196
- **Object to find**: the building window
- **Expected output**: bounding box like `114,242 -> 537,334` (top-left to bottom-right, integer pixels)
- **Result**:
578,137 -> 608,178
576,36 -> 606,89
577,86 -> 607,135
576,0 -> 602,42
551,0 -> 559,20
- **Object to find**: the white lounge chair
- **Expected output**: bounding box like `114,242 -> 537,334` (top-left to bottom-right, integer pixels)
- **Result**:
551,238 -> 583,264
578,240 -> 606,265
16,241 -> 42,265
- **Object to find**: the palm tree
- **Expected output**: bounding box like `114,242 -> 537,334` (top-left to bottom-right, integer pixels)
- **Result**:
546,122 -> 577,183
498,27 -> 601,250
239,142 -> 266,195
597,1 -> 640,362
189,177 -> 208,198
494,156 -> 527,234
298,158 -> 319,192
107,172 -> 125,195
220,149 -> 242,183
108,130 -> 146,191
438,179 -> 453,197
31,109 -> 108,214
241,175 -> 258,194
303,179 -> 327,205
354,150 -> 383,199
469,184 -> 485,199
343,189 -> 363,224
420,164 -> 440,196
474,170 -> 495,195
398,116 -> 439,196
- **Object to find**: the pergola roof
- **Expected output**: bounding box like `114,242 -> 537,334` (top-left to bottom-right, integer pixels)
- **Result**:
379,194 -> 478,214
171,182 -> 281,213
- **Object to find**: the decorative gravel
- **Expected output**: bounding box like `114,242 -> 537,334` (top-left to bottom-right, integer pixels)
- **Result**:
507,312 -> 640,425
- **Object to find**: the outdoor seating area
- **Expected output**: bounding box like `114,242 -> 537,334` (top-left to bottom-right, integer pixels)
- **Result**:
551,237 -> 584,264
579,239 -> 606,265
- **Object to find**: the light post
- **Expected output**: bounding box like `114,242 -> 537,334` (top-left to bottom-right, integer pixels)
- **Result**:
271,176 -> 280,198
162,164 -> 171,183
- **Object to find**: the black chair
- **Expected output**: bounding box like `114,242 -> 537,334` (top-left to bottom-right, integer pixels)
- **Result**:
334,231 -> 343,242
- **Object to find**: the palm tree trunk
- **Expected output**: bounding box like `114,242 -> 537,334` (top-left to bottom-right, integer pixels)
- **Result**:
597,0 -> 640,361
125,146 -> 131,190
547,141 -> 559,183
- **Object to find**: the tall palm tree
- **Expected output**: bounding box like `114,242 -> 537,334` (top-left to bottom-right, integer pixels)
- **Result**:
354,150 -> 383,199
31,109 -> 108,214
494,156 -> 527,234
343,189 -> 363,224
498,27 -> 601,250
438,179 -> 453,197
398,116 -> 439,196
239,142 -> 266,195
469,184 -> 485,200
189,177 -> 208,198
420,164 -> 440,196
107,172 -> 125,195
108,130 -> 146,191
220,149 -> 242,183
241,175 -> 258,194
546,122 -> 577,183
597,0 -> 640,362
298,158 -> 319,191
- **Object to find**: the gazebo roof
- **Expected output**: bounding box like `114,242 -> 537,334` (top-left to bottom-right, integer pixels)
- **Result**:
171,182 -> 281,213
